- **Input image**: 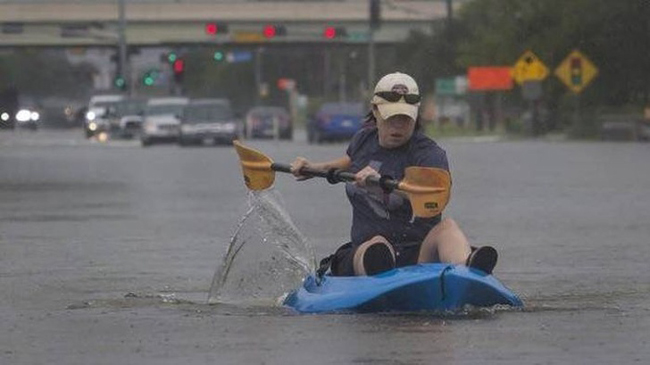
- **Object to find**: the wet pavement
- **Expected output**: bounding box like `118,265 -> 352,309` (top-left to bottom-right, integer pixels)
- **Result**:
1,128 -> 649,364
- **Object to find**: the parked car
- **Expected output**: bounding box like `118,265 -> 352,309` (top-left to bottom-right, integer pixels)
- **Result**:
140,97 -> 189,147
307,102 -> 365,144
84,94 -> 124,138
244,106 -> 292,140
178,99 -> 239,146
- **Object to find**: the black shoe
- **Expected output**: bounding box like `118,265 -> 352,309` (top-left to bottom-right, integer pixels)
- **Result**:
363,243 -> 395,276
466,246 -> 498,274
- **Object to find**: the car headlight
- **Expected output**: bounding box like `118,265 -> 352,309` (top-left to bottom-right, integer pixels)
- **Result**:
16,109 -> 32,122
144,123 -> 157,133
88,122 -> 98,131
223,122 -> 236,132
31,112 -> 40,121
86,111 -> 96,121
1,112 -> 9,121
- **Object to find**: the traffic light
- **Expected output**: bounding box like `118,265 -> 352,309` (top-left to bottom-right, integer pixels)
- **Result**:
167,52 -> 177,63
213,51 -> 225,62
142,69 -> 158,86
262,24 -> 286,39
173,59 -> 185,83
323,26 -> 347,39
205,22 -> 229,35
570,57 -> 582,86
114,75 -> 126,90
370,0 -> 381,30
173,59 -> 184,73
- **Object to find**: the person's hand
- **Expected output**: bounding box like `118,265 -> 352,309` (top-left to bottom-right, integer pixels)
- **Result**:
354,166 -> 381,187
290,157 -> 313,181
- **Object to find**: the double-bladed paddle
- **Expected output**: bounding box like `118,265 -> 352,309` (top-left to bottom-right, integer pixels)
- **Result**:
233,140 -> 451,218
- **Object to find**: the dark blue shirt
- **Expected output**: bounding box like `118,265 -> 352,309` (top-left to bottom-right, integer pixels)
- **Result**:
345,126 -> 450,246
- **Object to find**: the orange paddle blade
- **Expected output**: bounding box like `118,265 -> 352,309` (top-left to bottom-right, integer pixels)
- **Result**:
399,167 -> 451,218
233,140 -> 275,190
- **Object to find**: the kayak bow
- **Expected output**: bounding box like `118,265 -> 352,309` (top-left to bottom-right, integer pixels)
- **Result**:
283,263 -> 523,314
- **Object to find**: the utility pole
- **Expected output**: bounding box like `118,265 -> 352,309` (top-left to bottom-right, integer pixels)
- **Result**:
368,30 -> 375,91
446,0 -> 453,29
117,0 -> 129,95
368,0 -> 381,89
255,47 -> 263,106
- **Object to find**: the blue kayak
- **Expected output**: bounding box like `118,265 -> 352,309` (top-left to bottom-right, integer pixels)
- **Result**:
283,263 -> 523,313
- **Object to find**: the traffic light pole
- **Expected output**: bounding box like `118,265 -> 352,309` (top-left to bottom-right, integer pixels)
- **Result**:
255,47 -> 264,105
368,28 -> 375,91
117,0 -> 130,95
367,0 -> 380,91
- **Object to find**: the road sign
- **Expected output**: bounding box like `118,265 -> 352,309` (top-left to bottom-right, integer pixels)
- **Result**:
554,50 -> 598,93
468,67 -> 513,91
521,81 -> 542,101
233,31 -> 266,43
436,76 -> 468,95
512,50 -> 549,84
277,78 -> 296,91
226,51 -> 253,63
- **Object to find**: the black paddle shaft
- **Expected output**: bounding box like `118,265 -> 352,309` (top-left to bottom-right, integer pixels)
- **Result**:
271,163 -> 399,193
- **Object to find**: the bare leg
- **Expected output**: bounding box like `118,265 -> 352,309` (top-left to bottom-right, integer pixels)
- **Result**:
352,235 -> 396,276
417,218 -> 471,265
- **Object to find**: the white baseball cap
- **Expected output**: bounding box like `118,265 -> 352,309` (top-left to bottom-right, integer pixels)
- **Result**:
371,72 -> 420,121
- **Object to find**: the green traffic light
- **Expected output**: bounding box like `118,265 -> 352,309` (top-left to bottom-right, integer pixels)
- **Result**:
167,53 -> 177,63
144,77 -> 154,86
114,77 -> 126,88
213,51 -> 224,62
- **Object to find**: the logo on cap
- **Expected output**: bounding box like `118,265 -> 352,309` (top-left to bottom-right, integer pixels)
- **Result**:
391,84 -> 409,95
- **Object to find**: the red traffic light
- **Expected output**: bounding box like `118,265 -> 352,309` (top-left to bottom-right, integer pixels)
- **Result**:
173,59 -> 185,73
323,26 -> 336,39
263,24 -> 286,39
323,26 -> 347,39
263,25 -> 276,38
205,23 -> 217,35
205,22 -> 228,35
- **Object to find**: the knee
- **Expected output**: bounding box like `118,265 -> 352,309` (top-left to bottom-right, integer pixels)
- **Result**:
438,217 -> 460,231
357,236 -> 394,257
353,237 -> 396,275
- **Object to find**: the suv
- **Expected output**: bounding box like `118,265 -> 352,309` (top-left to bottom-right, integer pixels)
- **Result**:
140,97 -> 189,147
179,99 -> 239,146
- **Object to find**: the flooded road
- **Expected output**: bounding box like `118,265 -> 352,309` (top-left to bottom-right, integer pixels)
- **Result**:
1,129 -> 649,364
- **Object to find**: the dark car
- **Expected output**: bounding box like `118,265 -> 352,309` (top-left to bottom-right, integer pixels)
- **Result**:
307,102 -> 364,144
244,106 -> 292,140
178,99 -> 239,146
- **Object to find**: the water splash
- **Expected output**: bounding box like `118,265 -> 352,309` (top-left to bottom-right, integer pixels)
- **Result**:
208,189 -> 316,305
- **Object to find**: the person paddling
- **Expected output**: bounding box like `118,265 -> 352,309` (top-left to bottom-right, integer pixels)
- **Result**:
290,72 -> 497,276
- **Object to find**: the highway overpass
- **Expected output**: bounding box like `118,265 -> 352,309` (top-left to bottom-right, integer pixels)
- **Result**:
0,0 -> 466,47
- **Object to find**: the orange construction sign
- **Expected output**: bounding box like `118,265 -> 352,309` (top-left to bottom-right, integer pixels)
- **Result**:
467,67 -> 513,91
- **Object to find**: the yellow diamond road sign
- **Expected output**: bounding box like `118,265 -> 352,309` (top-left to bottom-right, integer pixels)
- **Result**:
555,50 -> 598,94
512,50 -> 549,84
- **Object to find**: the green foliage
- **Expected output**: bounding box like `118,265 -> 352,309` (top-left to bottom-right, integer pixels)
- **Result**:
454,0 -> 650,107
394,0 -> 650,138
0,49 -> 94,98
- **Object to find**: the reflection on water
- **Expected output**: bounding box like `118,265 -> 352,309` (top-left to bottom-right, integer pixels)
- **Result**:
207,189 -> 316,305
67,292 -> 520,320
